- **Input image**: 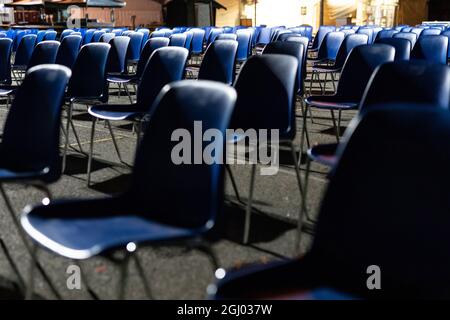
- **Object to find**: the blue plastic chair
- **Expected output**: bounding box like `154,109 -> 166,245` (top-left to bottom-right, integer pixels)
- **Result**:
229,54 -> 301,244
60,29 -> 74,41
82,29 -> 96,45
13,30 -> 26,52
169,33 -> 187,47
256,27 -> 272,46
100,32 -> 115,43
411,35 -> 449,65
55,35 -> 82,69
356,27 -> 374,44
207,28 -> 223,46
374,29 -> 398,41
216,33 -> 237,41
191,28 -> 206,55
26,41 -> 60,70
198,40 -> 238,85
126,31 -> 144,66
0,38 -> 12,86
375,37 -> 411,61
21,80 -> 236,299
12,34 -> 37,74
410,27 -> 424,38
136,28 -> 150,50
421,28 -> 442,36
304,44 -> 395,144
86,47 -> 189,185
41,31 -> 56,41
36,30 -> 47,43
92,30 -> 106,42
63,43 -> 111,172
310,26 -> 336,53
150,30 -> 166,39
236,30 -> 252,63
393,32 -> 417,48
309,31 -> 345,65
213,106 -> 450,300
440,30 -> 450,60
183,31 -> 193,51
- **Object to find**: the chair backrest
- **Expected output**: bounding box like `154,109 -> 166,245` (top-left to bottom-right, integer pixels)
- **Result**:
375,37 -> 411,61
127,80 -> 236,229
263,41 -> 305,96
14,34 -> 37,67
286,36 -> 309,81
333,33 -> 369,69
410,27 -> 424,38
311,106 -> 450,298
100,32 -> 115,43
13,30 -> 26,52
278,33 -> 302,41
191,28 -> 206,54
421,28 -> 442,36
126,31 -> 144,62
334,44 -> 395,102
440,30 -> 450,59
317,31 -> 345,61
27,40 -> 60,70
375,29 -> 398,41
1,65 -> 71,183
401,26 -> 413,32
198,40 -> 238,86
83,29 -> 96,45
136,47 -> 189,110
393,32 -> 417,48
231,54 -> 298,140
183,31 -> 194,51
360,60 -> 450,111
135,37 -> 170,79
67,43 -> 111,103
0,38 -> 12,84
55,35 -> 82,69
107,36 -> 131,74
150,30 -> 166,39
169,33 -> 187,47
257,27 -> 272,45
341,29 -> 355,36
60,29 -> 74,41
273,30 -> 293,41
136,28 -> 150,50
411,35 -> 448,65
207,28 -> 223,45
36,30 -> 47,43
43,31 -> 57,41
311,25 -> 336,50
217,33 -> 237,41
356,27 -> 374,44
92,30 -> 106,42
236,30 -> 252,62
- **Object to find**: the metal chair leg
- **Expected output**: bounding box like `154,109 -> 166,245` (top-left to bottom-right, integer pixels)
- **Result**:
25,243 -> 37,300
243,164 -> 257,244
87,118 -> 97,187
330,110 -> 340,142
106,120 -> 124,163
132,254 -> 153,299
124,84 -> 133,104
117,254 -> 131,300
62,104 -> 72,173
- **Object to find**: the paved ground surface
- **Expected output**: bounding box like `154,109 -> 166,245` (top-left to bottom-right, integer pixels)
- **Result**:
0,65 -> 357,300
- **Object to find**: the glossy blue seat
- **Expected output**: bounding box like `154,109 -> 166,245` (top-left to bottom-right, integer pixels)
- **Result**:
216,33 -> 237,41
86,47 -> 189,185
55,35 -> 82,69
256,27 -> 272,45
13,30 -> 26,52
305,44 -> 395,143
190,28 -> 206,55
0,39 -> 12,85
411,35 -> 448,65
125,31 -> 144,65
421,28 -> 442,36
21,81 -> 236,300
26,41 -> 60,70
309,31 -> 345,64
393,32 -> 417,48
214,106 -> 450,299
235,30 -> 251,63
375,37 -> 411,61
92,30 -> 106,42
136,28 -> 150,50
207,28 -> 223,46
150,30 -> 166,39
356,27 -> 374,44
36,30 -> 46,43
100,32 -> 115,43
60,29 -> 74,41
169,33 -> 187,47
13,34 -> 37,70
82,29 -> 96,45
183,31 -> 193,51
106,36 -> 131,74
410,27 -> 424,38
198,40 -> 238,85
229,54 -> 302,244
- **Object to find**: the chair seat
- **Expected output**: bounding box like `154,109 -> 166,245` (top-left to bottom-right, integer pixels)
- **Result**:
312,65 -> 342,73
0,167 -> 49,182
0,85 -> 17,96
21,198 -> 197,260
308,143 -> 338,167
88,104 -> 145,121
305,96 -> 358,110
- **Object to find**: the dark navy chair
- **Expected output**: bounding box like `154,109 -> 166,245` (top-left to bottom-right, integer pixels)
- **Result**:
421,28 -> 442,36
410,27 -> 424,38
169,33 -> 187,48
43,31 -> 57,41
411,35 -> 448,65
309,25 -> 336,53
375,37 -> 411,61
310,33 -> 369,94
36,30 -> 46,43
60,29 -> 74,41
100,32 -> 115,43
27,41 -> 60,70
12,34 -> 37,78
136,28 -> 150,51
393,32 -> 417,48
183,31 -> 193,51
0,65 -> 71,299
256,27 -> 272,46
21,80 -> 237,299
92,30 -> 106,43
0,38 -> 12,86
309,31 -> 345,65
213,106 -> 450,300
374,29 -> 398,41
86,47 -> 189,186
217,33 -> 237,41
108,37 -> 170,92
236,30 -> 252,63
55,35 -> 82,69
228,54 -> 303,244
82,29 -> 95,45
126,31 -> 144,66
63,43 -> 111,172
441,30 -> 450,61
191,28 -> 206,55
106,36 -> 132,100
198,40 -> 238,85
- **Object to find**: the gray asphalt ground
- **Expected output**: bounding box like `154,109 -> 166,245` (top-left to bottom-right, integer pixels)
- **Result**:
0,66 -> 356,300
